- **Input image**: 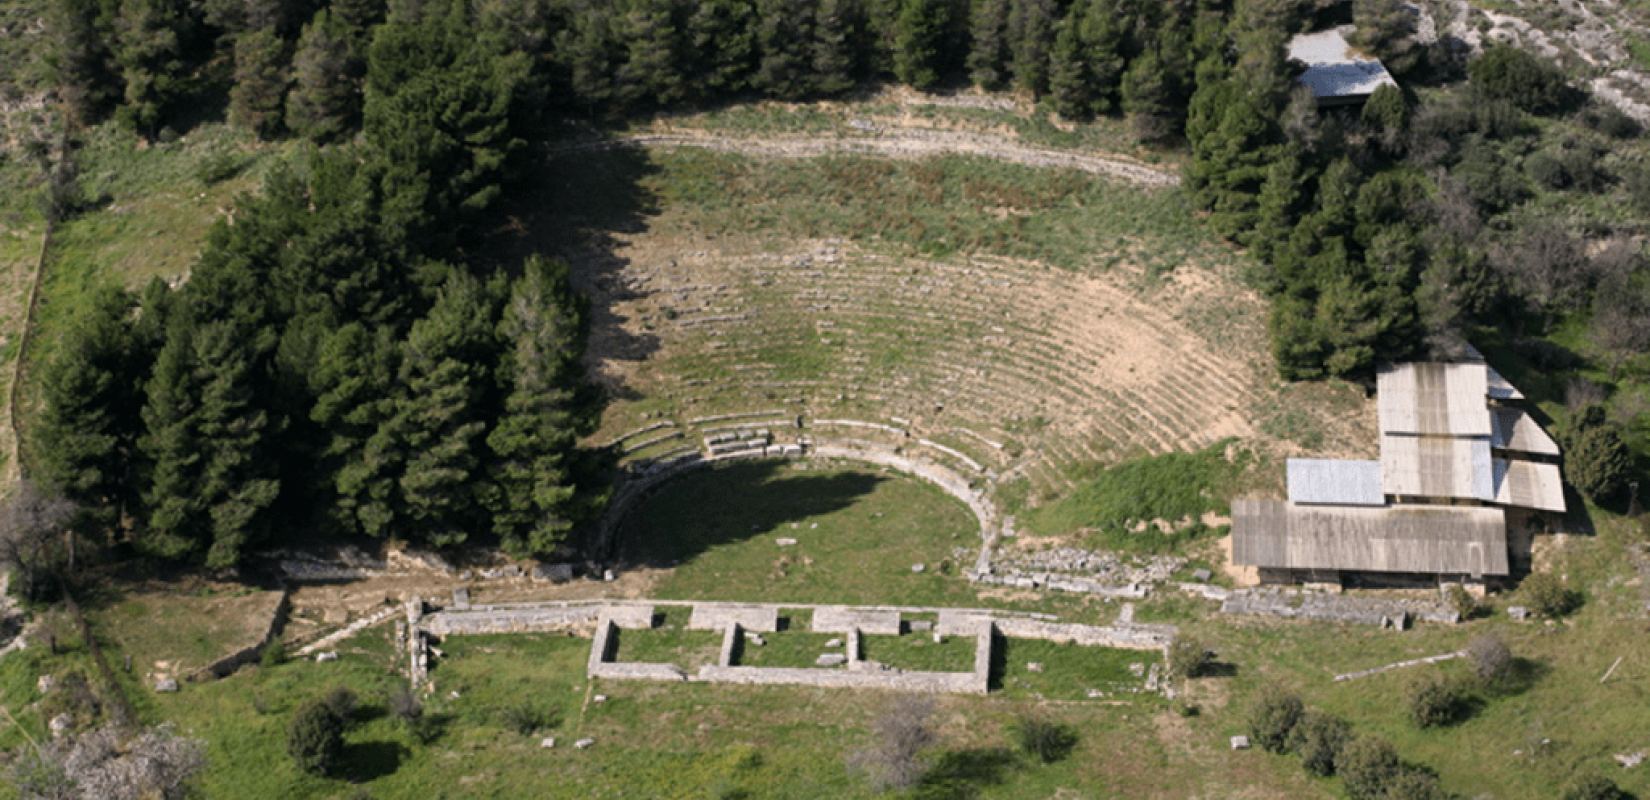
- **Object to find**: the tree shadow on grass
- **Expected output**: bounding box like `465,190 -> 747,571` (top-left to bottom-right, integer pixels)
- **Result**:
911,748 -> 1020,800
620,460 -> 888,564
336,740 -> 409,782
1486,656 -> 1551,699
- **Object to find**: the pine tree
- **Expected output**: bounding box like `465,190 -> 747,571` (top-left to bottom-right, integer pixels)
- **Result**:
685,0 -> 755,99
1047,10 -> 1093,118
486,257 -> 591,556
137,317 -> 282,567
286,10 -> 363,143
812,0 -> 861,96
754,0 -> 817,99
967,0 -> 1011,89
617,0 -> 685,108
1005,0 -> 1057,95
112,0 -> 195,135
1121,50 -> 1172,140
892,0 -> 948,89
229,28 -> 289,139
314,324 -> 402,536
42,0 -> 124,126
33,285 -> 142,527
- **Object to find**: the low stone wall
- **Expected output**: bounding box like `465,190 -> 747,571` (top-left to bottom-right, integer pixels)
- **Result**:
991,617 -> 1171,651
1220,589 -> 1460,626
690,605 -> 779,633
423,606 -> 602,635
694,665 -> 984,694
190,589 -> 291,681
813,606 -> 901,635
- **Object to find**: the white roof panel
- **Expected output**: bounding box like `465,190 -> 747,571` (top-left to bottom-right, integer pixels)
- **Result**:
1493,460 -> 1567,513
1377,363 -> 1493,437
1287,459 -> 1386,506
1381,435 -> 1494,501
1491,408 -> 1560,456
1288,28 -> 1400,100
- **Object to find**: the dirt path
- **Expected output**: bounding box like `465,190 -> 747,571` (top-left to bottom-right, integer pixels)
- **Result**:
547,130 -> 1181,188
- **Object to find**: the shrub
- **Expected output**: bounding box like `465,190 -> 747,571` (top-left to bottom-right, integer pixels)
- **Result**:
388,683 -> 422,724
846,694 -> 937,793
1166,636 -> 1213,681
1560,772 -> 1628,800
1011,716 -> 1078,764
260,638 -> 286,669
1404,672 -> 1469,728
1287,710 -> 1352,777
1469,44 -> 1576,115
1247,687 -> 1303,753
1467,634 -> 1513,686
1443,584 -> 1479,620
1338,735 -> 1402,800
286,700 -> 344,776
1521,572 -> 1582,618
323,686 -> 358,722
1563,419 -> 1632,503
499,702 -> 559,735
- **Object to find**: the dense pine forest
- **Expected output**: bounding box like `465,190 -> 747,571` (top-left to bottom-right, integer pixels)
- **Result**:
13,0 -> 1650,569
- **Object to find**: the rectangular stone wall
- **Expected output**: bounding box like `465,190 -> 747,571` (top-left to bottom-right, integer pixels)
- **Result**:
992,618 -> 1170,650
424,606 -> 601,635
690,605 -> 780,632
813,606 -> 901,635
694,666 -> 983,694
719,624 -> 741,668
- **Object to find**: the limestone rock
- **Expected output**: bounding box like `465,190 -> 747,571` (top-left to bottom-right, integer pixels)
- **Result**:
575,738 -> 595,749
1192,568 -> 1212,583
315,651 -> 340,663
36,675 -> 54,694
1231,735 -> 1250,750
541,737 -> 556,749
1027,662 -> 1044,673
1508,606 -> 1530,621
748,634 -> 766,646
776,538 -> 798,547
911,563 -> 926,573
155,678 -> 179,693
815,653 -> 847,667
593,695 -> 607,704
48,714 -> 71,737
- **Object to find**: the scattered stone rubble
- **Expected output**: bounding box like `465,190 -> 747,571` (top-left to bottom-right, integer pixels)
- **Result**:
975,547 -> 1185,598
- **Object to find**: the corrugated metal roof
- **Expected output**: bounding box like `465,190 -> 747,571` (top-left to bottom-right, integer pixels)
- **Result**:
1381,435 -> 1494,500
1232,498 -> 1508,576
1377,363 -> 1493,437
1486,366 -> 1524,400
1287,28 -> 1400,100
1287,459 -> 1386,505
1493,460 -> 1567,512
1491,408 -> 1560,456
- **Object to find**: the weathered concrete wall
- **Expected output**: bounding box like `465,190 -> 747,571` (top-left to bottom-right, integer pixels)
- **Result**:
719,624 -> 741,668
991,618 -> 1171,650
1220,588 -> 1460,626
424,606 -> 602,635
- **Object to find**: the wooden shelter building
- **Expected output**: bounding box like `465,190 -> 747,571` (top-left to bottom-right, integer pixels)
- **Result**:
1234,358 -> 1565,586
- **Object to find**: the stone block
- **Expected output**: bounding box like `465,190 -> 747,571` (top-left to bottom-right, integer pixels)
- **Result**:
815,653 -> 847,667
575,738 -> 595,749
1192,568 -> 1212,582
911,563 -> 925,573
37,675 -> 53,694
825,638 -> 843,648
452,587 -> 470,610
776,537 -> 798,547
1231,735 -> 1250,750
541,737 -> 556,749
532,563 -> 574,584
155,679 -> 179,693
908,621 -> 933,632
748,634 -> 766,646
49,714 -> 71,737
1027,662 -> 1044,673
316,651 -> 340,663
1508,606 -> 1530,621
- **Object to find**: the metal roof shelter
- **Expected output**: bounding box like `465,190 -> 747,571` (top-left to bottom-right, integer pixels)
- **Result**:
1491,407 -> 1560,456
1232,499 -> 1509,577
1492,460 -> 1567,513
1380,435 -> 1494,501
1287,28 -> 1400,106
1287,459 -> 1385,505
1377,363 -> 1493,437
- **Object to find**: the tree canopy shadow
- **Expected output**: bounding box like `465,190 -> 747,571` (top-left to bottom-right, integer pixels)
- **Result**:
336,739 -> 408,782
481,141 -> 665,403
911,747 -> 1019,800
619,460 -> 888,565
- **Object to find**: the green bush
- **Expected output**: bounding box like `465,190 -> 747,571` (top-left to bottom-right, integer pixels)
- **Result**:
1467,634 -> 1513,686
1404,672 -> 1469,728
1166,636 -> 1213,681
286,700 -> 344,776
1287,710 -> 1352,777
1560,772 -> 1628,800
259,638 -> 286,669
1247,687 -> 1303,753
499,701 -> 560,735
1562,417 -> 1631,502
1338,735 -> 1401,800
1443,584 -> 1479,620
1011,716 -> 1078,764
1521,572 -> 1582,618
323,686 -> 358,722
1469,44 -> 1575,115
